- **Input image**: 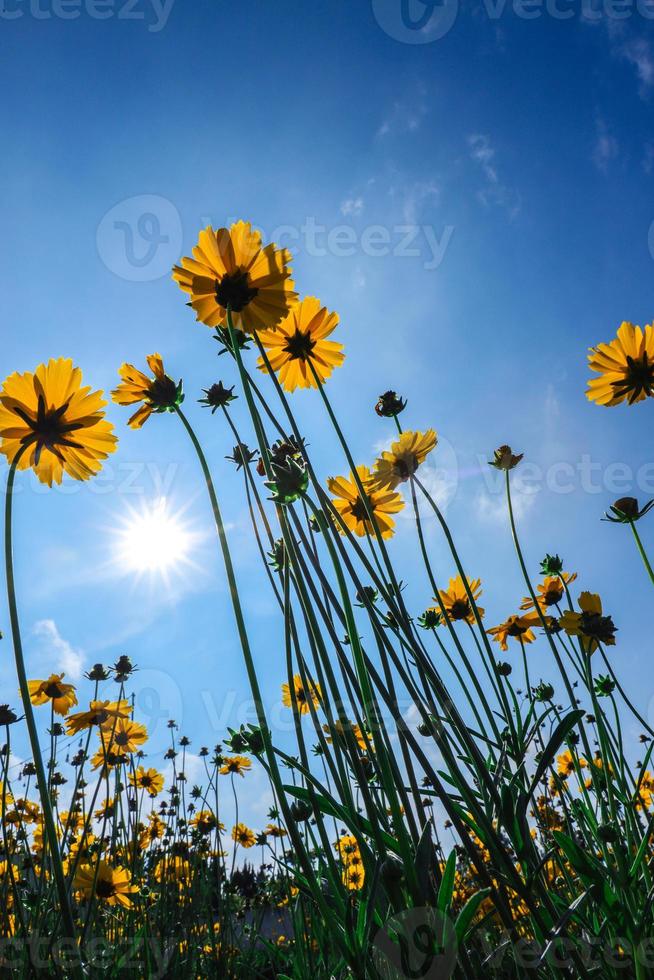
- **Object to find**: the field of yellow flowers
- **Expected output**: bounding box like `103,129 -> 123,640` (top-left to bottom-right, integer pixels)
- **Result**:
1,221 -> 654,978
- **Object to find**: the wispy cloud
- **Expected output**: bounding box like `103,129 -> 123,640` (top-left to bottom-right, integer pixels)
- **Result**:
340,196 -> 364,217
376,86 -> 428,139
592,116 -> 619,173
475,487 -> 536,526
31,619 -> 84,679
468,134 -> 520,217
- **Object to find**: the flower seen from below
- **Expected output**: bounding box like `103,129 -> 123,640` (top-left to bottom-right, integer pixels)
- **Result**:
587,321 -> 654,406
172,221 -> 296,334
372,430 -> 437,491
219,756 -> 252,777
0,359 -> 117,486
487,612 -> 541,651
27,674 -> 77,717
65,700 -> 132,736
231,823 -> 256,848
281,674 -> 322,715
435,576 -> 484,625
520,572 -> 577,612
256,297 -> 344,391
327,465 -> 404,539
559,592 -> 617,653
111,354 -> 183,429
604,496 -> 654,523
129,767 -> 164,797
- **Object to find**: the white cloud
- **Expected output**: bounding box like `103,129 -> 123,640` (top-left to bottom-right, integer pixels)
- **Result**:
592,117 -> 618,174
621,36 -> 654,94
31,619 -> 84,680
468,134 -> 520,218
340,196 -> 364,217
475,488 -> 536,525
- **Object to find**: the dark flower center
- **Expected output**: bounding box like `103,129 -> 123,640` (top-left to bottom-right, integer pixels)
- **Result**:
140,775 -> 152,787
44,681 -> 65,699
283,329 -> 316,362
114,731 -> 129,747
543,586 -> 563,606
351,497 -> 371,523
614,353 -> 654,402
96,877 -> 117,899
580,612 -> 617,644
506,621 -> 527,637
14,395 -> 84,463
215,271 -> 259,312
393,454 -> 416,481
449,599 -> 471,620
148,376 -> 179,409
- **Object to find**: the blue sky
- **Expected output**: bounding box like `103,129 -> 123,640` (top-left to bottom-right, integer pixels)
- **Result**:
2,0 -> 654,826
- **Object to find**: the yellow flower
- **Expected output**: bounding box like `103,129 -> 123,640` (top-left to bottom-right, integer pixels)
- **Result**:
111,353 -> 182,429
558,592 -> 617,654
435,576 -> 484,625
219,756 -> 252,777
327,465 -> 404,539
191,811 -> 222,835
74,861 -> 138,908
0,359 -> 117,486
636,772 -> 654,810
256,297 -> 344,391
231,823 -> 256,848
334,834 -> 360,861
172,221 -> 297,334
100,717 -> 148,754
487,612 -> 541,652
587,321 -> 654,406
342,864 -> 365,891
27,674 -> 77,717
281,674 -> 322,715
129,767 -> 164,797
520,573 -> 577,612
556,750 -> 586,777
371,430 -> 437,491
323,720 -> 370,752
65,700 -> 132,736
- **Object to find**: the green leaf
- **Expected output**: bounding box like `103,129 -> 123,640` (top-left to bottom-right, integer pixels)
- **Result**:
526,709 -> 585,799
454,888 -> 492,943
437,850 -> 457,913
283,784 -> 400,855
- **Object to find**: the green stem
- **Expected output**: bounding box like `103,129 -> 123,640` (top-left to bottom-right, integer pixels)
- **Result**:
630,520 -> 654,587
4,457 -> 82,967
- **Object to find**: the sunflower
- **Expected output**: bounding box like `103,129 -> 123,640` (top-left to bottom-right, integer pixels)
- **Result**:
281,674 -> 322,715
371,430 -> 437,491
111,353 -> 183,429
27,674 -> 77,717
256,297 -> 344,391
172,221 -> 297,334
129,767 -> 164,797
100,717 -> 148,754
487,612 -> 541,652
587,321 -> 654,406
0,359 -> 117,486
74,861 -> 138,908
520,573 -> 577,612
435,576 -> 484,625
327,465 -> 405,540
65,700 -> 132,736
231,823 -> 256,848
219,756 -> 252,777
558,592 -> 617,653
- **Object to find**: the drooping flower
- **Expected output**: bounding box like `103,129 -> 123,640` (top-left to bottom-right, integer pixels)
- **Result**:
520,572 -> 577,612
74,861 -> 138,908
0,359 -> 117,486
256,297 -> 344,391
327,465 -> 404,539
281,674 -> 322,715
489,445 -> 523,471
129,767 -> 164,797
371,430 -> 437,491
435,576 -> 484,625
587,321 -> 654,406
231,823 -> 256,848
27,674 -> 78,717
559,592 -> 617,654
111,354 -> 183,429
172,221 -> 297,334
487,612 -> 541,651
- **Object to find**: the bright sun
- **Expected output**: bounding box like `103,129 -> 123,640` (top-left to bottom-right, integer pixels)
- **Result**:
115,499 -> 193,575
